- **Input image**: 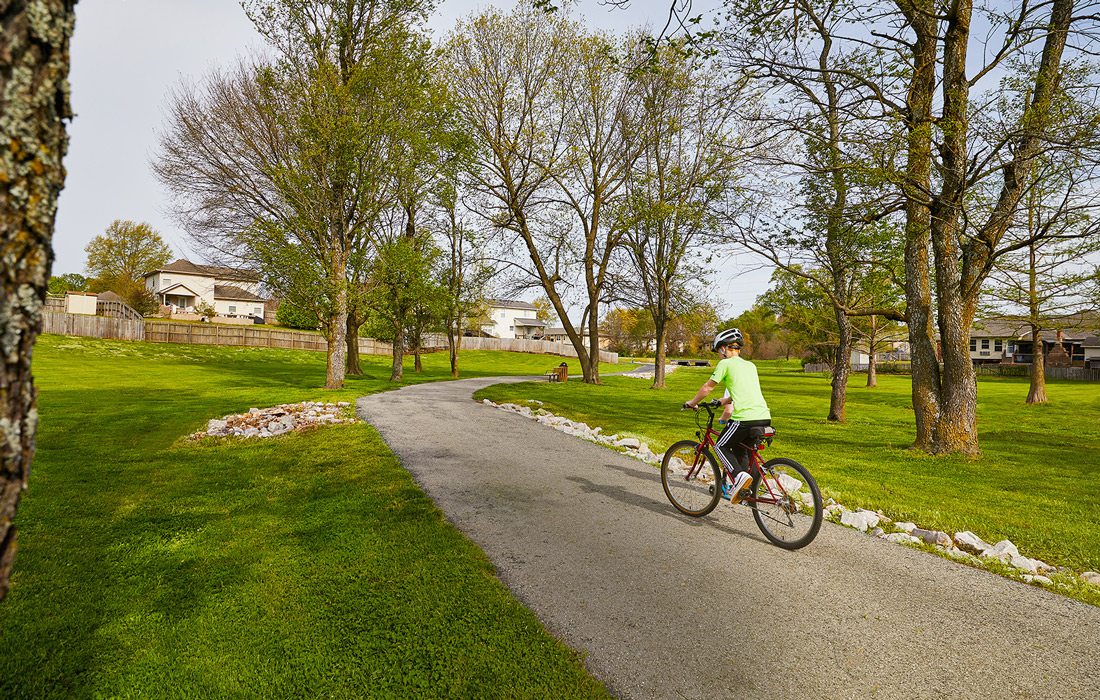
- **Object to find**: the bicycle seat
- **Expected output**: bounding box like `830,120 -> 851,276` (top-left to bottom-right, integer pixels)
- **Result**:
743,426 -> 776,448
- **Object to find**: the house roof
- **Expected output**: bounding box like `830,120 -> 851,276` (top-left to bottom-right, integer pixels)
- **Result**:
214,284 -> 265,302
514,317 -> 546,326
545,327 -> 567,335
486,298 -> 538,311
158,282 -> 202,297
145,258 -> 259,283
96,291 -> 124,302
972,316 -> 1100,340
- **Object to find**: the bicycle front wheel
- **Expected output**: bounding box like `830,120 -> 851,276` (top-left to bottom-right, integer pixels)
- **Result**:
661,440 -> 722,517
751,457 -> 822,549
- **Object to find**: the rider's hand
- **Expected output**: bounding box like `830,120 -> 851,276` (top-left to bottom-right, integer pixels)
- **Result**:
682,402 -> 697,411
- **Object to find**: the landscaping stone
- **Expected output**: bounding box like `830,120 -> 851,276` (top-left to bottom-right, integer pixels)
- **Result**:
1082,572 -> 1100,586
615,438 -> 641,449
953,531 -> 991,555
911,528 -> 952,548
191,402 -> 356,440
870,527 -> 885,538
894,522 -> 917,534
841,510 -> 878,532
1022,575 -> 1053,586
884,532 -> 921,545
983,540 -> 1020,562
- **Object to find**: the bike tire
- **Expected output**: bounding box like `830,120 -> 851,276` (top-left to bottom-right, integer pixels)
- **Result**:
661,440 -> 722,517
751,457 -> 823,549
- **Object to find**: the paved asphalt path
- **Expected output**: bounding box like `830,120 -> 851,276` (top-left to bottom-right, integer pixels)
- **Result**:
358,377 -> 1100,699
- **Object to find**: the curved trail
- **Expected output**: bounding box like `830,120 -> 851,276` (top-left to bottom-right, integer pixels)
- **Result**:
358,377 -> 1099,699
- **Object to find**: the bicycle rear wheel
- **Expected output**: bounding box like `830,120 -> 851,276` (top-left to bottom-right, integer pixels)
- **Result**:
751,457 -> 822,549
661,440 -> 722,517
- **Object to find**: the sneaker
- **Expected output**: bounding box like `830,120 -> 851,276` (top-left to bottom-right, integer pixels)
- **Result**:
721,481 -> 732,500
729,471 -> 753,504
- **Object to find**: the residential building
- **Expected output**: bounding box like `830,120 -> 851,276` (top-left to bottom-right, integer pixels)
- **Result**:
482,299 -> 546,339
970,316 -> 1100,368
144,259 -> 267,319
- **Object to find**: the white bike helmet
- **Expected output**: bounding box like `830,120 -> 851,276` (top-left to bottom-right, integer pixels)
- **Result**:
712,327 -> 744,351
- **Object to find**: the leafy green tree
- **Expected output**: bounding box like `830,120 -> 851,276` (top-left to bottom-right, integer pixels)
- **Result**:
84,220 -> 172,305
157,0 -> 435,389
47,273 -> 88,295
617,41 -> 746,387
363,236 -> 441,380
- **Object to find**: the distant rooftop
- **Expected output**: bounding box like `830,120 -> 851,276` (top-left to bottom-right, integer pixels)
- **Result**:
485,298 -> 538,311
145,258 -> 259,283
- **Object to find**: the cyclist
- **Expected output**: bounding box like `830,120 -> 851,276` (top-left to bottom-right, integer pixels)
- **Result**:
683,328 -> 771,503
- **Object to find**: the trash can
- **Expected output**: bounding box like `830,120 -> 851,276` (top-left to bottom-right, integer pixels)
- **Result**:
557,362 -> 569,383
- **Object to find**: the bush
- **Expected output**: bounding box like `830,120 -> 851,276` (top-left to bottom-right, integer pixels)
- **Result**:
276,301 -> 319,330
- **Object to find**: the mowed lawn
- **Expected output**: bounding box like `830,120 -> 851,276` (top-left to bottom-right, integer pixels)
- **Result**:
0,336 -> 611,699
477,362 -> 1100,579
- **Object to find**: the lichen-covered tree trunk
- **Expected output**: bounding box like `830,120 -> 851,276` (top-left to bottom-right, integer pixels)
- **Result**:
390,324 -> 405,381
0,0 -> 77,599
325,257 -> 348,390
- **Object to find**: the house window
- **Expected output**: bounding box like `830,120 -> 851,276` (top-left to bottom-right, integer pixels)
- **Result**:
981,339 -> 989,349
228,305 -> 237,314
254,307 -> 262,316
994,340 -> 1003,352
163,277 -> 172,285
509,326 -> 514,331
969,339 -> 977,351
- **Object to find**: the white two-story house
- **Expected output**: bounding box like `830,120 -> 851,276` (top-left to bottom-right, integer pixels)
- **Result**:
144,259 -> 267,319
481,299 -> 546,339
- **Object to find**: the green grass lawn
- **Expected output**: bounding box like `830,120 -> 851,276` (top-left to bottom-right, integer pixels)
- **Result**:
475,362 -> 1100,585
0,335 -> 611,698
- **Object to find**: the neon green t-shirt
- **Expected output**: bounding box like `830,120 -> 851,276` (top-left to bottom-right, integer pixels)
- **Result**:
710,356 -> 771,421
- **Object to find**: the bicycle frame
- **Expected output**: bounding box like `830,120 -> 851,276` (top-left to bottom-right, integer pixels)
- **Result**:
688,403 -> 788,507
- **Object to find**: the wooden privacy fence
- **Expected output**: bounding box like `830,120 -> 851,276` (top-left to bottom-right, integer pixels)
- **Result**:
43,315 -> 618,363
42,311 -> 145,341
145,322 -> 393,356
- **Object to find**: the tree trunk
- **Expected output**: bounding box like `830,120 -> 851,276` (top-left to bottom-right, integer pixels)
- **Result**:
587,319 -> 601,384
390,324 -> 405,381
326,262 -> 348,390
829,306 -> 852,422
447,320 -> 462,379
1027,326 -> 1047,404
345,312 -> 362,376
652,318 -> 667,389
0,0 -> 77,600
897,0 -> 940,451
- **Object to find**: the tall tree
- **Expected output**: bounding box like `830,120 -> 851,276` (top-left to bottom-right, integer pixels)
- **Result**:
447,7 -> 641,384
720,0 -> 905,421
886,0 -> 1090,454
157,1 -> 431,389
0,0 -> 77,599
617,41 -> 746,388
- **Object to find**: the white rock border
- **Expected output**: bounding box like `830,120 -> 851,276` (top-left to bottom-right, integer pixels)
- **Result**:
483,397 -> 1100,596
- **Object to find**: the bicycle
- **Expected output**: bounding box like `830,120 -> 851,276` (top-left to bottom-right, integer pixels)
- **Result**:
660,400 -> 823,549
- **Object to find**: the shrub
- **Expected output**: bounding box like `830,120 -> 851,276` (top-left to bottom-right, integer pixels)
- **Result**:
276,301 -> 319,330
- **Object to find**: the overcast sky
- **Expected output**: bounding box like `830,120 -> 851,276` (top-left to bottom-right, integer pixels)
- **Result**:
53,0 -> 768,318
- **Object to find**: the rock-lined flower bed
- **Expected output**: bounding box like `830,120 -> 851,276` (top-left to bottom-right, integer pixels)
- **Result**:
190,401 -> 356,439
483,398 -> 1100,594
